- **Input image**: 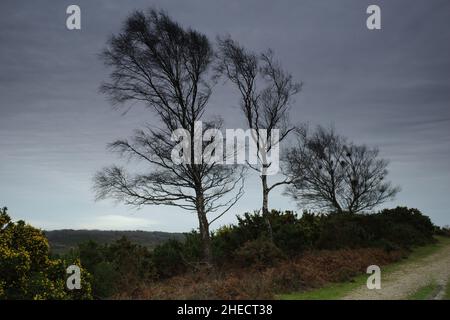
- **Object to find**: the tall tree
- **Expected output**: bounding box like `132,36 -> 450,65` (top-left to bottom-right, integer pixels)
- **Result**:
216,37 -> 301,228
94,10 -> 244,264
285,126 -> 400,213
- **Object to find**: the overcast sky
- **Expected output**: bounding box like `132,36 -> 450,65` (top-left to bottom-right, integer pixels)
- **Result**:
1,0 -> 449,232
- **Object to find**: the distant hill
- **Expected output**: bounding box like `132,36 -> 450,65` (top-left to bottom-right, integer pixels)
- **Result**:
44,229 -> 185,255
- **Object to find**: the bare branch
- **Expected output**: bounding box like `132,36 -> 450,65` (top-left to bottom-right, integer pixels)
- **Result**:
285,126 -> 400,213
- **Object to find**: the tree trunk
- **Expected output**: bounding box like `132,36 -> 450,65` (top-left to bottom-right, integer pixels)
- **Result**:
261,174 -> 274,241
196,190 -> 212,265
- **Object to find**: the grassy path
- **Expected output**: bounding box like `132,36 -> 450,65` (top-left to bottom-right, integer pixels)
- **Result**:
279,236 -> 450,300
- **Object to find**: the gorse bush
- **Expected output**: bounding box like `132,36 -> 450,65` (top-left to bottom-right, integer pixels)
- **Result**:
317,207 -> 435,250
211,210 -> 321,264
145,206 -> 436,281
378,207 -> 435,246
0,207 -> 92,300
234,238 -> 285,268
151,239 -> 187,278
76,236 -> 155,298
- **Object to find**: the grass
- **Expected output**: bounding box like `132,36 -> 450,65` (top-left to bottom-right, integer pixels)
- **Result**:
444,277 -> 450,300
396,236 -> 450,265
278,236 -> 450,300
407,281 -> 438,300
277,273 -> 368,300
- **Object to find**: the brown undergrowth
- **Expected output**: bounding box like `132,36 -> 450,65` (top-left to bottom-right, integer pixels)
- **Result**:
115,248 -> 405,300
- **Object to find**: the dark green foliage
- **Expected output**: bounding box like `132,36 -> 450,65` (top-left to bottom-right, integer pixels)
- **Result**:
271,211 -> 321,254
153,207 -> 434,271
317,213 -> 374,249
78,240 -> 105,271
180,231 -> 203,262
72,236 -> 155,298
108,237 -> 155,288
150,239 -> 187,279
317,207 -> 435,250
212,225 -> 243,264
151,231 -> 203,278
215,207 -> 435,265
211,210 -> 321,263
90,261 -> 118,298
376,207 -> 435,247
234,238 -> 285,267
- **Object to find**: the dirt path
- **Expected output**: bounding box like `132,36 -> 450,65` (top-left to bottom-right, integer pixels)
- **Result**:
342,243 -> 450,300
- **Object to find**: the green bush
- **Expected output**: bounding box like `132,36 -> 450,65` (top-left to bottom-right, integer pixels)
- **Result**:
376,207 -> 435,246
234,238 -> 285,267
152,239 -> 187,278
90,261 -> 118,298
317,213 -> 372,249
271,211 -> 321,254
0,207 -> 92,300
317,207 -> 435,250
75,236 -> 156,298
212,210 -> 321,262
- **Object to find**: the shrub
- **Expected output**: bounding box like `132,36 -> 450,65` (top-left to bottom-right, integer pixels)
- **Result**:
75,236 -> 156,298
78,240 -> 105,271
90,261 -> 118,298
137,207 -> 436,283
152,239 -> 187,278
212,225 -> 243,264
317,213 -> 372,249
317,207 -> 435,250
376,207 -> 435,247
234,238 -> 284,267
270,211 -> 318,255
0,207 -> 92,299
212,210 -> 321,263
180,231 -> 203,262
107,237 -> 156,285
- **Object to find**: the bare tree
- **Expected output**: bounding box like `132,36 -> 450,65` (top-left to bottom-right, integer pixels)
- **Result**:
285,126 -> 400,213
216,37 -> 301,228
94,9 -> 244,264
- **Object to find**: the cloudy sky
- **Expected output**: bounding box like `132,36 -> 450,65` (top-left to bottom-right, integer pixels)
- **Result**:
1,0 -> 449,231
